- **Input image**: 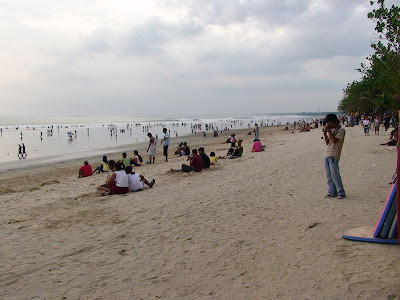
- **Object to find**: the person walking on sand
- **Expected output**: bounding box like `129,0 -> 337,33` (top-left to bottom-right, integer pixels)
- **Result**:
147,132 -> 157,164
160,128 -> 170,162
374,116 -> 381,135
362,116 -> 370,136
323,113 -> 346,199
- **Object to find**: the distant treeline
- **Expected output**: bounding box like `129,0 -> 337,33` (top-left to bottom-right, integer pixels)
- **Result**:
338,0 -> 400,115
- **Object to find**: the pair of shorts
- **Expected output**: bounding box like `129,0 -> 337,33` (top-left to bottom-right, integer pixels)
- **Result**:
163,145 -> 169,156
109,182 -> 129,194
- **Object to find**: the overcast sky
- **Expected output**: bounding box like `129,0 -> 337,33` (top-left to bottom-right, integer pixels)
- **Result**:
0,0 -> 383,116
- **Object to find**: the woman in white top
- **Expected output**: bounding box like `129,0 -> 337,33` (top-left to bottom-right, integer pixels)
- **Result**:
125,166 -> 155,191
362,117 -> 370,136
97,162 -> 129,195
147,133 -> 157,164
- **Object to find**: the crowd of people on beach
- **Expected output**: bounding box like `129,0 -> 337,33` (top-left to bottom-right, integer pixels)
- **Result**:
75,112 -> 400,199
9,118 -> 278,161
77,125 -> 267,196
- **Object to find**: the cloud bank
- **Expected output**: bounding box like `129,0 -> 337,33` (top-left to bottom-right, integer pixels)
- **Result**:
0,0 -> 379,116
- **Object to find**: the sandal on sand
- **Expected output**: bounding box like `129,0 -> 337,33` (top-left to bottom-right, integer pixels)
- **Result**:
101,191 -> 112,196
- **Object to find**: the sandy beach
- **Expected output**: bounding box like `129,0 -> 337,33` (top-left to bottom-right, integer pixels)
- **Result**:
0,125 -> 399,299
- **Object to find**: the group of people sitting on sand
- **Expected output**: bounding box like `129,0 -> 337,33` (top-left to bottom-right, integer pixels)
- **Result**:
171,146 -> 212,172
174,142 -> 191,156
283,121 -> 319,133
78,151 -> 154,196
78,130 -> 266,195
96,160 -> 155,196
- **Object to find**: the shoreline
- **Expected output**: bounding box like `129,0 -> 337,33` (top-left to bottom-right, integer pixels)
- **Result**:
0,114 -> 327,167
0,125 -> 271,178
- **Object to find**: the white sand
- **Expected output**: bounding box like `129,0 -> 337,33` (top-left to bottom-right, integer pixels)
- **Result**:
0,126 -> 399,299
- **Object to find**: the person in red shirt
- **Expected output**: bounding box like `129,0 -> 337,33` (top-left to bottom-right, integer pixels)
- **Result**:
171,149 -> 203,173
79,161 -> 93,178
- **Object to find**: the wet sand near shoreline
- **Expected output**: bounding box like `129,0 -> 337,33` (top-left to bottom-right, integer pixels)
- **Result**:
0,126 -> 399,299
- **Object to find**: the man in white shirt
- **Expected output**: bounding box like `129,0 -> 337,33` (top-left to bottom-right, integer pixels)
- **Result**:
125,166 -> 155,191
160,128 -> 170,162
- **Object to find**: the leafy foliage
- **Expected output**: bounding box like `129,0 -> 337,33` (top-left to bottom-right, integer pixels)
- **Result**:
338,0 -> 400,114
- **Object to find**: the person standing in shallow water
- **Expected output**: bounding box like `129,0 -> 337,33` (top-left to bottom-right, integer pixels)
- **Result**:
323,113 -> 346,199
22,143 -> 27,158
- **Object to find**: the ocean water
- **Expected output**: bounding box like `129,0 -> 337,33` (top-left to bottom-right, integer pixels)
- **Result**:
0,113 -> 327,166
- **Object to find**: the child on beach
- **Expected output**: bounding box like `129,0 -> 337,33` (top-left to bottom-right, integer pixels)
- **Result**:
125,166 -> 155,191
121,152 -> 131,168
97,161 -> 129,195
93,156 -> 109,174
210,152 -> 217,165
131,150 -> 143,166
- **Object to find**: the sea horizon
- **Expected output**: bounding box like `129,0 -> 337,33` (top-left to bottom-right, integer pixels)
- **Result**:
0,112 -> 340,128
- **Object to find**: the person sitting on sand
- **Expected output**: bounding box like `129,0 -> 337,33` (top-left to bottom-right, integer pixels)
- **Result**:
175,143 -> 184,155
171,149 -> 203,172
380,127 -> 398,146
224,134 -> 237,147
98,159 -> 116,188
121,152 -> 131,168
252,138 -> 264,152
209,152 -> 217,165
389,127 -> 398,140
181,142 -> 190,156
79,161 -> 93,178
97,161 -> 129,195
131,150 -> 143,166
93,156 -> 109,174
220,140 -> 243,159
125,166 -> 155,191
198,147 -> 210,169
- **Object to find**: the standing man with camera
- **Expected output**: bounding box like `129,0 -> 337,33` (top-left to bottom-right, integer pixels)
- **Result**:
323,113 -> 346,199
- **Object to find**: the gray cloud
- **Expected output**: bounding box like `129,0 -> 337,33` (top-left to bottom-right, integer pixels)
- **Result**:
0,0 -> 381,115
